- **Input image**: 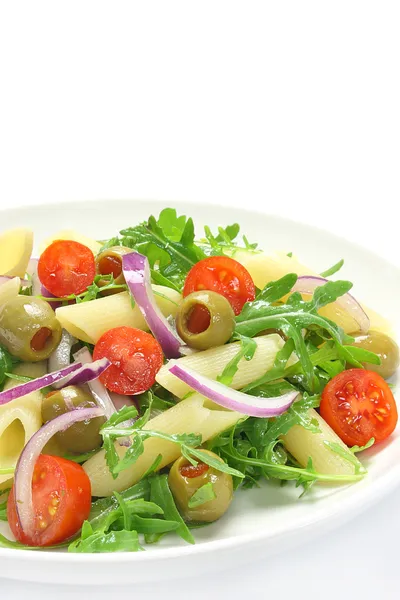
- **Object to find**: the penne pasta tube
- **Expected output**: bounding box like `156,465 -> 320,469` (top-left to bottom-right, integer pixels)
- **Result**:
39,229 -> 102,255
84,395 -> 242,496
0,361 -> 47,488
0,228 -> 33,278
156,334 -> 288,399
281,408 -> 362,476
235,250 -> 391,335
56,286 -> 182,344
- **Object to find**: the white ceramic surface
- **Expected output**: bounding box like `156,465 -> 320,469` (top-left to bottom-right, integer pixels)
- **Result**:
0,199 -> 399,585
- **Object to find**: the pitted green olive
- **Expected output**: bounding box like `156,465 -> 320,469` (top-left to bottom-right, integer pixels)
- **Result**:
175,291 -> 235,350
41,385 -> 106,453
95,246 -> 132,286
168,450 -> 233,522
351,330 -> 400,379
0,296 -> 62,361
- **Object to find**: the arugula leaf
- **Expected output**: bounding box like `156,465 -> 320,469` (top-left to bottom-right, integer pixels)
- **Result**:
69,529 -> 142,553
184,447 -> 244,478
350,438 -> 375,453
235,278 -> 357,389
320,259 -> 345,278
217,335 -> 257,386
188,482 -> 216,508
323,441 -> 365,475
0,345 -> 18,389
149,474 -> 194,544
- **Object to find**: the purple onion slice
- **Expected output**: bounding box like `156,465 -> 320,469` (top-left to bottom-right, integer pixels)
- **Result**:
168,363 -> 299,417
122,252 -> 183,358
292,275 -> 370,333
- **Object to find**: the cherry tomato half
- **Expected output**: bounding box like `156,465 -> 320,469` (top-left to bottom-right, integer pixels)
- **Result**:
183,256 -> 256,316
7,455 -> 91,547
320,368 -> 398,446
38,240 -> 96,297
93,326 -> 164,395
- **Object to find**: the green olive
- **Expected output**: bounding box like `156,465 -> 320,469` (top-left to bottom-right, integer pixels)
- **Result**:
41,386 -> 106,453
168,450 -> 233,522
0,296 -> 62,361
175,291 -> 235,350
350,330 -> 400,379
95,246 -> 132,286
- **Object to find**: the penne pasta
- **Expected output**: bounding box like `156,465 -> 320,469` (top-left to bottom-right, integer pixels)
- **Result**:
0,228 -> 33,278
156,334 -> 288,398
84,394 -> 242,496
56,286 -> 182,343
0,361 -> 47,489
281,408 -> 362,476
39,229 -> 102,255
235,250 -> 391,335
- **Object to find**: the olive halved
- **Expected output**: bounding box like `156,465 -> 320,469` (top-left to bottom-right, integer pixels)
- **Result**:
0,296 -> 62,361
176,291 -> 235,350
168,450 -> 233,523
95,246 -> 133,286
350,330 -> 400,379
41,386 -> 106,453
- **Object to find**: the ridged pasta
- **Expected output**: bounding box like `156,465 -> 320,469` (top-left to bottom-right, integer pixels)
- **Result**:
0,228 -> 33,278
156,334 -> 287,398
56,286 -> 182,344
84,395 -> 242,496
235,250 -> 391,335
39,229 -> 102,255
281,408 -> 361,476
0,362 -> 46,489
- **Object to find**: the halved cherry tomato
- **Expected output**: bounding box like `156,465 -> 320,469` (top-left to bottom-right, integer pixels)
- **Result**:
38,240 -> 96,297
183,256 -> 256,316
93,326 -> 164,395
320,368 -> 398,446
7,455 -> 91,547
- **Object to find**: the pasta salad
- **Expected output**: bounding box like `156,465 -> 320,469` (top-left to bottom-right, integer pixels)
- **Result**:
0,208 -> 398,553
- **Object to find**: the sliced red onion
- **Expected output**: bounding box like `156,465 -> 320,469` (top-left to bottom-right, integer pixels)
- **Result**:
122,252 -> 183,359
48,329 -> 77,373
292,275 -> 369,333
73,347 -> 116,419
0,359 -> 110,406
168,363 -> 299,417
109,392 -> 137,412
14,406 -> 104,539
57,357 -> 111,388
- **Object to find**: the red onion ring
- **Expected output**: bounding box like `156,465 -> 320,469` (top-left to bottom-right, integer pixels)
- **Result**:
122,252 -> 183,359
168,363 -> 299,417
14,406 -> 104,539
292,275 -> 370,333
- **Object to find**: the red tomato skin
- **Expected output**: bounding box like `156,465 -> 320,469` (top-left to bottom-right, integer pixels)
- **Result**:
320,368 -> 398,447
7,455 -> 91,547
38,240 -> 96,298
93,326 -> 164,395
183,256 -> 256,315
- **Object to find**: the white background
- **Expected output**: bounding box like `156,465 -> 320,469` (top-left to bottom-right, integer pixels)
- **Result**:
0,1 -> 399,598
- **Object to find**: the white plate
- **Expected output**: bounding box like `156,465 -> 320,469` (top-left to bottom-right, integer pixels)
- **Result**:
0,199 -> 399,585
